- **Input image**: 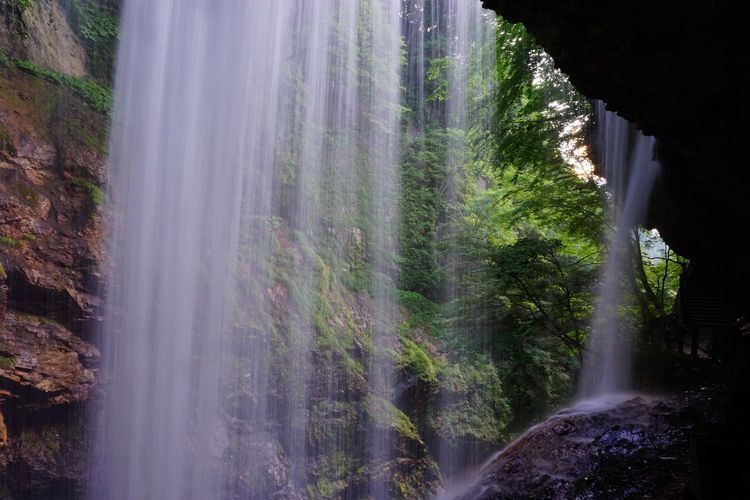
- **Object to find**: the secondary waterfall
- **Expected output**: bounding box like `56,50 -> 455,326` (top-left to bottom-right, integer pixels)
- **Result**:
579,101 -> 661,397
90,1 -> 402,498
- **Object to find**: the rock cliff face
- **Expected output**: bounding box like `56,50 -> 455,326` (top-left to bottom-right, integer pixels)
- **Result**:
0,0 -> 88,77
481,0 -> 750,288
1,15 -> 107,493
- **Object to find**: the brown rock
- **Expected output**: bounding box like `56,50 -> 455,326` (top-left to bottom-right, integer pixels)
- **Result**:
1,65 -> 108,333
0,408 -> 7,447
0,312 -> 99,407
0,283 -> 7,323
0,0 -> 88,77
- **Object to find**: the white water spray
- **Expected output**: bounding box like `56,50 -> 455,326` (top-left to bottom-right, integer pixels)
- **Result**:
90,1 -> 401,498
579,101 -> 661,397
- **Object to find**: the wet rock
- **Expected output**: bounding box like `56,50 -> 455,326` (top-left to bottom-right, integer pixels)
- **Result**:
221,423 -> 302,499
457,394 -> 697,499
0,312 -> 98,407
0,408 -> 6,447
1,64 -> 107,335
0,16 -> 107,497
0,0 -> 88,77
0,406 -> 90,499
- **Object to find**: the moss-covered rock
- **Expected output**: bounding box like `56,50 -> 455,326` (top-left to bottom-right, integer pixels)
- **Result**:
0,0 -> 88,77
399,337 -> 441,386
232,221 -> 445,498
430,358 -> 510,447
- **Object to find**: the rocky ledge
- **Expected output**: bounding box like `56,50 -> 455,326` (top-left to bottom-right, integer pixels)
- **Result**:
0,312 -> 99,498
1,312 -> 99,408
456,388 -> 749,499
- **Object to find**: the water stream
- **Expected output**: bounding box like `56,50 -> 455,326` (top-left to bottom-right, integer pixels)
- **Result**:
579,101 -> 661,397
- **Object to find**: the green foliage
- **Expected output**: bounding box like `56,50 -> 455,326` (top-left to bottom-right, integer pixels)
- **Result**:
488,234 -> 596,359
397,290 -> 442,335
426,57 -> 450,102
398,127 -> 465,297
635,229 -> 687,321
70,176 -> 105,205
0,236 -> 21,247
0,50 -> 112,113
12,0 -> 32,12
499,330 -> 575,427
430,357 -> 510,445
66,0 -> 119,83
0,354 -> 15,370
399,338 -> 440,385
0,262 -> 6,280
370,396 -> 421,442
396,14 -> 609,431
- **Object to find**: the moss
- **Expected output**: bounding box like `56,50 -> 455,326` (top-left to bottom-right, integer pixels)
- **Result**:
66,0 -> 119,83
390,459 -> 441,499
307,452 -> 351,499
0,57 -> 110,154
370,396 -> 421,443
0,236 -> 22,247
42,427 -> 61,453
397,290 -> 443,336
303,239 -> 369,380
0,0 -> 33,39
0,355 -> 15,370
0,262 -> 6,280
18,427 -> 61,455
399,338 -> 440,385
341,262 -> 371,293
306,400 -> 365,499
430,357 -> 511,445
70,176 -> 105,205
12,0 -> 33,12
39,316 -> 56,326
0,50 -> 112,113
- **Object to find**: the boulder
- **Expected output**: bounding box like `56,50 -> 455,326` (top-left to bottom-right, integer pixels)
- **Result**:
457,394 -> 697,499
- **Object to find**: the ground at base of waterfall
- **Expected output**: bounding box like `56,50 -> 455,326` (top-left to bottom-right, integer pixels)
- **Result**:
457,386 -> 750,499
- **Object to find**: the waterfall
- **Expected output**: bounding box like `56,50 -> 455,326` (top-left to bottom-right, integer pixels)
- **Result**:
401,0 -> 496,485
438,1 -> 497,481
90,1 -> 401,498
579,101 -> 661,397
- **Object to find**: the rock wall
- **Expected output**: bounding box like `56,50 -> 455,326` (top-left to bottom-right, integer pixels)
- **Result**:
1,45 -> 106,497
0,0 -> 88,76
